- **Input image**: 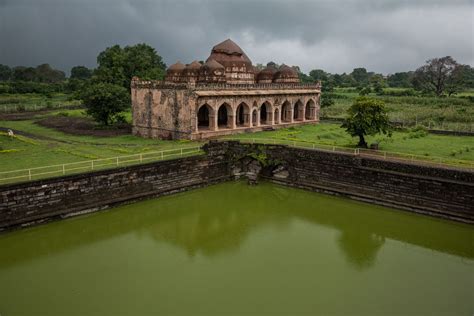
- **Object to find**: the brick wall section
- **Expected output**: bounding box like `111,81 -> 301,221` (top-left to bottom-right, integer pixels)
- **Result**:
213,141 -> 474,223
1,141 -> 473,231
0,154 -> 230,231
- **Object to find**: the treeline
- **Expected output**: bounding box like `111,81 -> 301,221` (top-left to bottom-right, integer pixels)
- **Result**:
0,63 -> 94,95
298,56 -> 474,97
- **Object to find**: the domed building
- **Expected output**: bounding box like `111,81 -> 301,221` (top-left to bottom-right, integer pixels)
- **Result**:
132,39 -> 321,140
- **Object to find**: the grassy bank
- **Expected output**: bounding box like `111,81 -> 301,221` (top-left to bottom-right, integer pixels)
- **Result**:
1,109 -> 473,177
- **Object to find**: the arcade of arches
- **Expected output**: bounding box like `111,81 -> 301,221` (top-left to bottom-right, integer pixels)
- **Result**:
196,97 -> 319,132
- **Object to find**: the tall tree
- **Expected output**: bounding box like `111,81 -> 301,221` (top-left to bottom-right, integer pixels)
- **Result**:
94,43 -> 166,89
351,68 -> 369,86
0,64 -> 12,81
341,97 -> 391,148
309,69 -> 328,82
412,56 -> 465,96
35,64 -> 65,83
70,66 -> 93,80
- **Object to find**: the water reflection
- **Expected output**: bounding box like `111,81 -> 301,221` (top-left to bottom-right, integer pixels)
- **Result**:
0,182 -> 472,271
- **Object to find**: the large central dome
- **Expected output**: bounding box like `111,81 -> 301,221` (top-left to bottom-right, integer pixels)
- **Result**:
206,39 -> 255,84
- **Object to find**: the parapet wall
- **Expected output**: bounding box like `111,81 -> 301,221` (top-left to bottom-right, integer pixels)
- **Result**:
211,141 -> 474,223
1,141 -> 472,231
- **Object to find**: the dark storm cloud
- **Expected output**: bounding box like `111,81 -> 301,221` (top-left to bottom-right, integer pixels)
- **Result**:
0,0 -> 473,74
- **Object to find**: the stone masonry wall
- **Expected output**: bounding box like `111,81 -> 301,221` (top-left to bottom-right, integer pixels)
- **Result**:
1,141 -> 473,232
214,141 -> 474,223
0,153 -> 229,231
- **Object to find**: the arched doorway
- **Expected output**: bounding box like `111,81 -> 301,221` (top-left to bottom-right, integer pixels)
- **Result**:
236,102 -> 250,127
281,101 -> 291,122
252,109 -> 258,126
294,100 -> 303,121
306,99 -> 316,120
197,104 -> 212,131
274,108 -> 279,124
260,103 -> 268,125
217,103 -> 232,129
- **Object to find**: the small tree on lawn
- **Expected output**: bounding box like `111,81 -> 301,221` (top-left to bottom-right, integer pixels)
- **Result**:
341,97 -> 391,148
80,82 -> 129,126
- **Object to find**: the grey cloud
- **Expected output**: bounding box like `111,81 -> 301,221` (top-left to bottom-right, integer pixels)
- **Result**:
0,0 -> 472,74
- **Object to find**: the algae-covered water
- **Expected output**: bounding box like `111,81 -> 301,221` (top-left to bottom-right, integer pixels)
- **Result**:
0,181 -> 473,315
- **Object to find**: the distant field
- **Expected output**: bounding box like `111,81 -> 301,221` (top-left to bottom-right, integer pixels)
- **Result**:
321,88 -> 474,132
0,93 -> 81,112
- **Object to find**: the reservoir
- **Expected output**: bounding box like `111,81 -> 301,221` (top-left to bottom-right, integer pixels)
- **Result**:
0,181 -> 472,315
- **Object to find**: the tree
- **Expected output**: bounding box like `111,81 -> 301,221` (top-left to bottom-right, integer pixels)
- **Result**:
387,72 -> 413,88
70,66 -> 92,80
412,56 -> 465,96
12,66 -> 37,81
0,64 -> 12,81
94,43 -> 166,90
309,69 -> 328,82
351,68 -> 369,86
80,83 -> 129,125
341,97 -> 391,148
35,64 -> 65,83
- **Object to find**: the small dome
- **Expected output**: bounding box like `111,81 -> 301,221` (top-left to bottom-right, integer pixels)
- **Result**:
167,61 -> 186,73
186,61 -> 202,70
256,65 -> 277,82
273,64 -> 299,83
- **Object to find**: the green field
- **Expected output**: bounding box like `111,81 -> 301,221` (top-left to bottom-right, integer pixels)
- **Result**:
1,109 -> 473,182
0,93 -> 81,112
321,88 -> 474,131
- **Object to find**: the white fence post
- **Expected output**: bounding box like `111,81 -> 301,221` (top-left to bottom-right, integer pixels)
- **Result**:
28,169 -> 32,180
91,160 -> 94,170
62,164 -> 65,175
116,157 -> 119,166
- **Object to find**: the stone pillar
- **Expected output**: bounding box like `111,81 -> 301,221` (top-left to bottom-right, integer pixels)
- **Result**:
229,115 -> 236,129
290,108 -> 294,123
302,106 -> 306,121
256,110 -> 261,127
267,110 -> 274,125
210,114 -> 217,131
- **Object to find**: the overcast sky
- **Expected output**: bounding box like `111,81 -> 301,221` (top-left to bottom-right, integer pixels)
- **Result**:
1,0 -> 473,75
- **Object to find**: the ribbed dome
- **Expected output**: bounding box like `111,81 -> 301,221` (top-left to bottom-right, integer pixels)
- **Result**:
256,65 -> 278,82
206,39 -> 253,69
167,61 -> 186,73
273,64 -> 299,83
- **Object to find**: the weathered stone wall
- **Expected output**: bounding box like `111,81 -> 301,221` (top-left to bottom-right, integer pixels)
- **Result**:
0,154 -> 229,231
213,141 -> 474,223
132,85 -> 196,139
1,141 -> 472,232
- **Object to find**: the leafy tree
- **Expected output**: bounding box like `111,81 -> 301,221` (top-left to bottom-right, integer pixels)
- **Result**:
12,66 -> 37,81
387,72 -> 413,88
0,64 -> 12,81
309,69 -> 328,82
320,79 -> 335,108
35,64 -> 65,83
412,56 -> 465,96
80,82 -> 129,125
341,97 -> 391,148
94,43 -> 166,89
70,66 -> 92,80
351,68 -> 369,86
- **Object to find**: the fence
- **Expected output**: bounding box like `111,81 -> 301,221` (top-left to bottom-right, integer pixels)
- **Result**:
220,137 -> 474,171
0,146 -> 203,184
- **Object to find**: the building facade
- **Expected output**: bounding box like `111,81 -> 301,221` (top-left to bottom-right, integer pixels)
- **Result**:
131,39 -> 321,140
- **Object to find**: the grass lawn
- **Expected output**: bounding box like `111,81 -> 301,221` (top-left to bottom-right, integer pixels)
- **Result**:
0,110 -> 199,173
1,109 -> 473,181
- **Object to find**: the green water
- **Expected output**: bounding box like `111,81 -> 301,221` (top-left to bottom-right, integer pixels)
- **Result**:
0,182 -> 473,316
